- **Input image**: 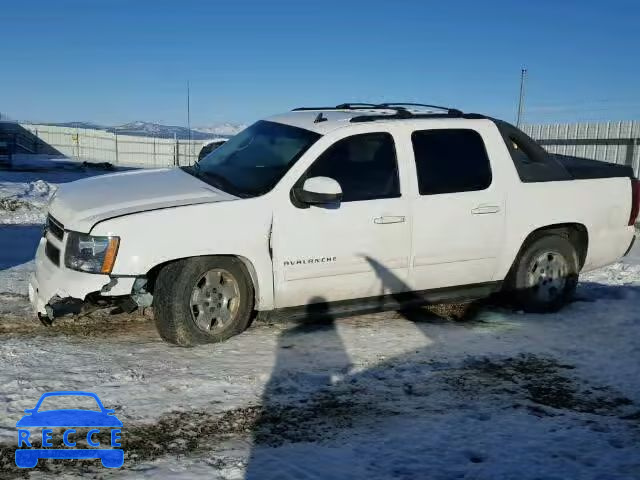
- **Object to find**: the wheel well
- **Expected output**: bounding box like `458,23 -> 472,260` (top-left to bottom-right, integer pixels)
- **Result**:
518,223 -> 589,270
144,255 -> 260,306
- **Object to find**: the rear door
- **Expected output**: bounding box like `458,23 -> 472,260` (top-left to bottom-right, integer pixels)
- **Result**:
272,131 -> 412,307
407,125 -> 506,290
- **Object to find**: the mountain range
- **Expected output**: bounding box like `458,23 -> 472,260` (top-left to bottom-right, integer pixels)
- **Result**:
25,120 -> 246,140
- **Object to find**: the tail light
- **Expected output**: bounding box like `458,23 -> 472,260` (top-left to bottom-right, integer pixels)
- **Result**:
630,179 -> 640,226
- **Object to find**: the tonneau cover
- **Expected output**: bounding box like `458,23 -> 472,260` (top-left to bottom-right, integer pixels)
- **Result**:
494,119 -> 635,182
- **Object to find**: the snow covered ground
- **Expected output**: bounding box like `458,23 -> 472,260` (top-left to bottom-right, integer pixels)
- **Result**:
0,160 -> 639,479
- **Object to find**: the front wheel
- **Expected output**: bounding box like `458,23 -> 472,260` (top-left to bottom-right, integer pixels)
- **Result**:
154,256 -> 254,346
507,234 -> 579,313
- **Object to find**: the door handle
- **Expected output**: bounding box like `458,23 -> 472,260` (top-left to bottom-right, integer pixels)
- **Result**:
374,216 -> 406,224
471,205 -> 501,215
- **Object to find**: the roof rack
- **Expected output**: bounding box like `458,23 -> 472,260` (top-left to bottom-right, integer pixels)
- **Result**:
291,102 -> 468,123
377,103 -> 463,116
335,103 -> 381,109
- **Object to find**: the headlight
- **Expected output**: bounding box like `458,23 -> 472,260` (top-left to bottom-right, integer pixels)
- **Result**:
64,232 -> 120,274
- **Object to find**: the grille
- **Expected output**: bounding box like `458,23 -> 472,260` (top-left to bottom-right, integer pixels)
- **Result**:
47,215 -> 64,241
45,241 -> 60,266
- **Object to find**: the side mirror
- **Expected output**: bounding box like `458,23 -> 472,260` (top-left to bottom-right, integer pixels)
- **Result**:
295,176 -> 342,205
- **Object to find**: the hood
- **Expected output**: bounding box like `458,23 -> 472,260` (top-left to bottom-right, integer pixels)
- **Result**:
49,168 -> 238,232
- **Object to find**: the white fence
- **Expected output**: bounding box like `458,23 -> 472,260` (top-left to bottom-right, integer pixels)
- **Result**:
19,120 -> 640,176
20,124 -> 222,168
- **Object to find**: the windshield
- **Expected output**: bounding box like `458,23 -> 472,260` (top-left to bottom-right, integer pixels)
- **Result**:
184,120 -> 321,197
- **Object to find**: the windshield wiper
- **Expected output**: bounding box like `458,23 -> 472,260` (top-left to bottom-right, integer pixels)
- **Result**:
182,165 -> 240,197
198,170 -> 250,198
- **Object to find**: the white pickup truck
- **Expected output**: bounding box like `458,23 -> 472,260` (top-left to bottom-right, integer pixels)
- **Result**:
30,103 -> 639,346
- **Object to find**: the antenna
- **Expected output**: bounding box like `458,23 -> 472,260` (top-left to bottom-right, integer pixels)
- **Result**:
313,112 -> 327,123
516,68 -> 527,127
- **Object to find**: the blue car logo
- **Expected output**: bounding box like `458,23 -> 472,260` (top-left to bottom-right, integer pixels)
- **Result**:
15,391 -> 123,468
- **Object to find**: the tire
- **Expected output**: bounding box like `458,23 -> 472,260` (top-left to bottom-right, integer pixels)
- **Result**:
154,256 -> 254,346
507,234 -> 579,313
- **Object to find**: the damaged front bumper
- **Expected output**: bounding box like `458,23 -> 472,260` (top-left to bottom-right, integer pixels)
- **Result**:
28,237 -> 138,319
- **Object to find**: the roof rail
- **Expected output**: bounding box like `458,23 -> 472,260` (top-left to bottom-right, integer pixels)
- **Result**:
291,102 -> 467,123
377,103 -> 463,116
334,103 -> 381,109
292,106 -> 342,111
293,103 -> 388,111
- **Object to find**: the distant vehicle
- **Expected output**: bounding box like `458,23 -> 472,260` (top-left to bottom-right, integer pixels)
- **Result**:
0,139 -> 12,167
198,139 -> 227,162
15,391 -> 123,468
29,103 -> 639,346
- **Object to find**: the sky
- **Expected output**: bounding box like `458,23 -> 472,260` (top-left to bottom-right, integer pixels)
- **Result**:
1,0 -> 639,126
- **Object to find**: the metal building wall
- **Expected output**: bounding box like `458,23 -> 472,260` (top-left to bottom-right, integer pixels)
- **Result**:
20,124 -> 217,168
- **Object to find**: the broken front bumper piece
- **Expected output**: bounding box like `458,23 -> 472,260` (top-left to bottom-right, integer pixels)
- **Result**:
28,238 -> 138,320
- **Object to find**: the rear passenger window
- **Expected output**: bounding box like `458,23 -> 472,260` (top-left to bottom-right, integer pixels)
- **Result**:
305,132 -> 400,202
411,129 -> 492,195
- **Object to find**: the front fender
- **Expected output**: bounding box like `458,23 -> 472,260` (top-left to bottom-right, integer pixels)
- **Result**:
90,200 -> 275,310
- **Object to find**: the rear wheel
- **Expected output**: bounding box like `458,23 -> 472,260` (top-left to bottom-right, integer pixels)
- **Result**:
154,256 -> 254,346
507,234 -> 579,313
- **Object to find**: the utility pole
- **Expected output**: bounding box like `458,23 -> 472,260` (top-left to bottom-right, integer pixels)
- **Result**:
516,68 -> 527,127
187,80 -> 192,161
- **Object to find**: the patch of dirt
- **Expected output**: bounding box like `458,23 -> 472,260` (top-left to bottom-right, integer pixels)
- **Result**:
0,394 -> 384,477
452,354 -> 635,416
124,393 -> 381,462
0,448 -> 29,479
0,197 -> 32,212
424,302 -> 481,320
0,308 -> 155,339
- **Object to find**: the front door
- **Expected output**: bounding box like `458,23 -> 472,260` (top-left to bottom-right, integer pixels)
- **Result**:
272,132 -> 411,308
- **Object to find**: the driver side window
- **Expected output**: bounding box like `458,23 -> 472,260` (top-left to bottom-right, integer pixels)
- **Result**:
304,132 -> 400,202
